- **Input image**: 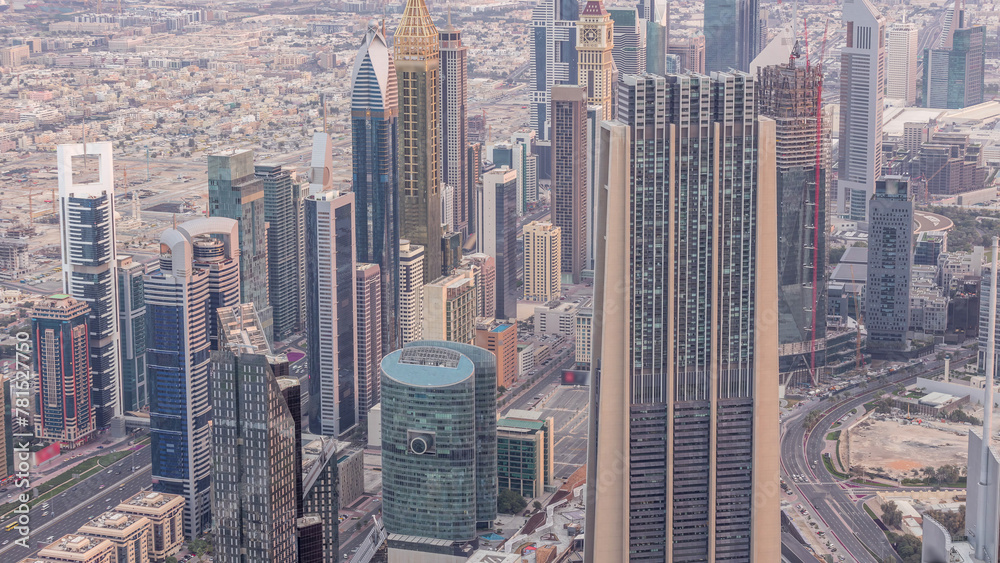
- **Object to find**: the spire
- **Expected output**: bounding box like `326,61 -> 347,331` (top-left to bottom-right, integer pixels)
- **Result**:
581,0 -> 608,16
394,0 -> 439,57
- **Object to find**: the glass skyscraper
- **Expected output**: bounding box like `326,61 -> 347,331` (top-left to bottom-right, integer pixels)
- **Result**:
866,176 -> 914,355
256,163 -> 305,341
704,0 -> 760,72
116,256 -> 148,412
529,0 -> 579,139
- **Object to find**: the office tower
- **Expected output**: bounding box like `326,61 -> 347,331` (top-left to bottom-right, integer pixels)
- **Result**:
441,183 -> 455,231
116,256 -> 147,413
423,270 -> 476,344
381,341 -> 496,541
577,1 -> 615,121
309,132 -> 334,195
466,143 -> 482,235
924,25 -> 985,109
1,379 -> 8,479
395,0 -> 443,283
866,176 -> 913,355
56,141 -> 120,428
440,17 -> 469,237
212,304 -> 298,563
465,253 -> 496,319
300,437 -> 340,561
705,0 -> 760,72
479,167 -> 518,319
114,492 -> 185,561
475,320 -> 518,390
523,221 -> 562,303
208,150 -> 273,342
529,0 -> 579,138
587,72 -> 779,561
77,511 -> 152,563
256,163 -> 304,341
638,0 -> 669,75
512,131 -> 539,215
31,294 -> 95,448
146,218 -> 240,539
886,21 -> 918,105
668,35 -> 706,74
399,240 -> 425,345
758,58 -> 829,383
496,411 -> 554,497
352,22 -> 400,353
837,0 -> 885,221
585,104 -> 601,271
355,263 -> 383,420
550,86 -> 587,284
305,191 -> 358,438
609,8 -> 647,76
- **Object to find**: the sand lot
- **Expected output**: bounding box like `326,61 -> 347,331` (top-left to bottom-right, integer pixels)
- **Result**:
848,418 -> 970,477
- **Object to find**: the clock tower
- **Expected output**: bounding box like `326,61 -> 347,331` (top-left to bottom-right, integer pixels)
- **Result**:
576,0 -> 615,120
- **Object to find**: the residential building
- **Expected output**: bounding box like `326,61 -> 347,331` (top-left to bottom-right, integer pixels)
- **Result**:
395,0 -> 443,283
305,191 -> 358,438
355,263 -> 383,420
668,36 -> 707,74
116,257 -> 147,413
528,0 -> 579,139
114,492 -> 185,562
424,270 -> 476,344
837,0 -> 886,220
475,320 -> 518,390
31,294 -> 94,448
576,1 -> 615,121
705,0 -> 760,72
533,301 -> 580,336
479,167 -> 518,319
28,535 -> 116,563
57,141 -> 120,428
76,512 -> 152,563
256,163 -> 305,341
587,72 -> 779,561
496,410 -> 554,498
550,86 -> 587,284
464,253 -> 496,319
399,241 -> 425,345
886,21 -> 918,105
352,22 -> 400,352
609,8 -> 646,76
208,150 -> 273,342
522,221 -> 561,303
440,17 -> 469,237
866,176 -> 914,355
575,301 -> 593,369
211,304 -> 298,563
0,45 -> 30,68
145,218 -> 240,538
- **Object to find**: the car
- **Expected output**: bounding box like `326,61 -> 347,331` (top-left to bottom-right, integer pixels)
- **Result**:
2,540 -> 8,545
87,504 -> 94,509
42,511 -> 48,516
99,485 -> 105,489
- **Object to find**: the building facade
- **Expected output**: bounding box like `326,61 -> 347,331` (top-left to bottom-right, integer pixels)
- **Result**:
355,263 -> 383,420
423,270 -> 476,344
528,0 -> 579,139
115,492 -> 185,562
480,167 -> 518,319
886,21 -> 918,105
924,25 -> 985,109
609,8 -> 646,76
576,1 -> 615,121
523,221 -> 561,303
464,253 -> 496,319
705,0 -> 760,72
440,18 -> 469,237
256,163 -> 305,341
475,321 -> 518,390
550,86 -> 588,284
399,240 -> 425,346
496,412 -> 554,498
116,257 -> 147,413
866,176 -> 914,354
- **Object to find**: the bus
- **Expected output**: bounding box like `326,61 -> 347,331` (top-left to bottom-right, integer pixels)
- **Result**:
5,521 -> 17,531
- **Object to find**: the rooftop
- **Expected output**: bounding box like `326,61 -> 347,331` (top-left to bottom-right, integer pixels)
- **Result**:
381,346 -> 474,388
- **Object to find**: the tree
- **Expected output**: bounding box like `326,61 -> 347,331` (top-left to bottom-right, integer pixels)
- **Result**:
166,558 -> 178,563
881,501 -> 903,528
829,246 -> 847,264
886,532 -> 922,563
533,500 -> 542,511
497,489 -> 527,514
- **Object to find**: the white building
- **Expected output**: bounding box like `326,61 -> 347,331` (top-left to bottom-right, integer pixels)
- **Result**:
399,240 -> 425,345
886,21 -> 918,106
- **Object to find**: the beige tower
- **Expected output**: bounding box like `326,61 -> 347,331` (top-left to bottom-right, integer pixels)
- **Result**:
523,221 -> 561,302
576,0 -> 615,121
399,240 -> 425,345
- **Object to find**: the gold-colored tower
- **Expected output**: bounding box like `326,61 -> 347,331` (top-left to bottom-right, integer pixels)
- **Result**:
395,0 -> 443,282
576,0 -> 615,121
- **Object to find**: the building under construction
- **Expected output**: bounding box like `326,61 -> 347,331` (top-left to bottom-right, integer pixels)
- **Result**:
0,237 -> 29,281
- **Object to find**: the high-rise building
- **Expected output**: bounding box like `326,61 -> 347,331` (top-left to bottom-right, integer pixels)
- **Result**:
466,143 -> 482,234
116,256 -> 147,413
758,58 -> 829,384
705,0 -> 760,72
523,221 -> 561,303
355,263 -> 383,420
351,22 -> 400,353
31,294 -> 94,448
511,131 -> 539,215
924,25 -> 985,109
395,0 -> 443,283
577,1 -> 615,121
587,72 -> 779,561
57,141 -> 120,428
114,492 -> 185,562
399,240 -> 425,345
550,86 -> 588,284
146,218 -> 240,539
529,0 -> 579,139
609,8 -> 647,76
212,304 -> 298,563
208,150 -> 273,342
479,167 -> 518,319
866,176 -> 914,355
668,35 -> 707,74
300,436 -> 340,559
309,132 -> 334,195
256,163 -> 305,341
496,411 -> 554,498
423,270 -> 476,344
886,21 -> 918,105
837,0 -> 885,221
637,0 -> 669,75
464,253 -> 496,319
475,320 -> 518,390
381,341 -> 496,541
305,191 -> 358,438
440,17 -> 469,237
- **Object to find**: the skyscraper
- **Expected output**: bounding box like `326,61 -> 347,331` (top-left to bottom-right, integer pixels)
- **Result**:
57,141 -> 120,428
208,150 -> 273,342
212,304 -> 298,563
351,21 -> 400,353
31,294 -> 94,448
587,72 -> 779,561
256,163 -> 305,342
395,0 -> 443,283
465,253 -> 496,319
577,1 -> 616,121
523,221 -> 561,303
355,263 -> 383,420
423,269 -> 476,344
924,25 -> 985,109
529,0 -> 579,138
866,176 -> 913,355
475,320 -> 518,390
705,0 -> 760,72
466,143 -> 482,234
609,8 -> 647,76
550,85 -> 588,284
440,16 -> 469,237
479,167 -> 518,319
637,0 -> 669,75
837,0 -> 885,221
116,256 -> 147,413
146,217 -> 240,539
886,21 -> 918,105
304,190 -> 358,438
399,240 -> 425,345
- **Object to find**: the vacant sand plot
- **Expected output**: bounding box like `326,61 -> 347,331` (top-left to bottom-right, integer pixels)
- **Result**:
848,419 -> 968,477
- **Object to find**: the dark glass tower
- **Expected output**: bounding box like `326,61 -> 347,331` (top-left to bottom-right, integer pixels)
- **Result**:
705,0 -> 760,72
256,163 -> 304,341
529,0 -> 579,138
866,176 -> 914,355
117,256 -> 148,412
